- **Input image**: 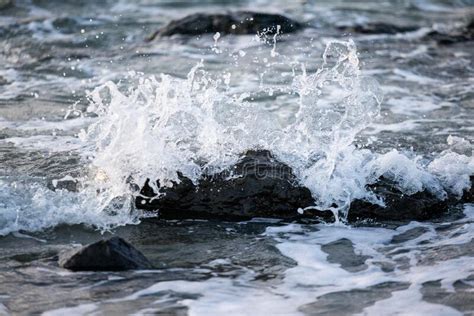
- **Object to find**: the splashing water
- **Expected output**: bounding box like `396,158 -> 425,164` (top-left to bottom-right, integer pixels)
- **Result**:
80,39 -> 472,224
0,40 -> 472,235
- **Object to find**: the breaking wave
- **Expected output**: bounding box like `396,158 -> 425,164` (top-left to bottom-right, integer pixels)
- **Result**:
1,39 -> 472,235
82,39 -> 472,222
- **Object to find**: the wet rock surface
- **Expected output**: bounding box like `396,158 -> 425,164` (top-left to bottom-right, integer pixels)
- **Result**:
137,150 -> 327,221
348,177 -> 449,222
390,227 -> 430,244
58,237 -> 153,271
462,176 -> 474,202
421,279 -> 474,314
299,282 -> 410,316
136,150 -> 472,223
148,11 -> 302,40
321,238 -> 370,272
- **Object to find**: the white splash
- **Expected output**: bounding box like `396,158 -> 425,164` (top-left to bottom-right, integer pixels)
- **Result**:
80,39 -> 472,223
0,40 -> 472,235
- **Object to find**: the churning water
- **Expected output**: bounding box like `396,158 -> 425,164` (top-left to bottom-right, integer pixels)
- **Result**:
0,0 -> 473,314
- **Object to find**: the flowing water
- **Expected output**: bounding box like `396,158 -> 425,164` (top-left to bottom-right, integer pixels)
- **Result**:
0,0 -> 473,315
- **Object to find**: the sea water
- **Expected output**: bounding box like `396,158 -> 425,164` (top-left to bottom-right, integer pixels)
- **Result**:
0,0 -> 473,314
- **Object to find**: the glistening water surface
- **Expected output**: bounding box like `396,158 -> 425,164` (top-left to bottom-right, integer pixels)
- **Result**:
0,0 -> 473,315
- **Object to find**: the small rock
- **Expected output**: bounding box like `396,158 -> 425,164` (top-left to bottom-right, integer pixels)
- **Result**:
148,11 -> 302,40
59,237 -> 153,271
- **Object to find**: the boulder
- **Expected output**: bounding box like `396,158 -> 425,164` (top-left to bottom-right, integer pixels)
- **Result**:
136,150 -> 472,223
337,23 -> 418,35
148,11 -> 302,40
59,237 -> 153,271
137,150 -> 329,221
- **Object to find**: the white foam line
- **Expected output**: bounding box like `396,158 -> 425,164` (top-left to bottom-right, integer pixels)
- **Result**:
392,69 -> 440,84
42,303 -> 99,316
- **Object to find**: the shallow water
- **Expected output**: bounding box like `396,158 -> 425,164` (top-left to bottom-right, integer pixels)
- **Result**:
0,0 -> 473,314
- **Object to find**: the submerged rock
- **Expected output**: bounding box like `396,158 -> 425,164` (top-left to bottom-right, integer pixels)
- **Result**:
337,23 -> 418,35
136,150 -> 472,223
148,11 -> 302,40
59,237 -> 153,271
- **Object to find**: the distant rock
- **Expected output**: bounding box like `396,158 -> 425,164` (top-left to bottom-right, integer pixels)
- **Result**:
321,238 -> 370,272
425,20 -> 474,45
148,11 -> 302,40
337,22 -> 418,35
0,0 -> 12,10
59,237 -> 153,271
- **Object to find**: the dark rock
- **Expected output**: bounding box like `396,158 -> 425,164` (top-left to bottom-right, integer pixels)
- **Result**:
52,17 -> 80,34
321,238 -> 370,272
299,282 -> 410,315
390,227 -> 430,244
148,11 -> 302,40
137,150 -> 330,221
425,20 -> 474,45
0,0 -> 12,10
136,150 -> 472,223
58,237 -> 153,271
337,23 -> 418,35
348,177 -> 449,222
